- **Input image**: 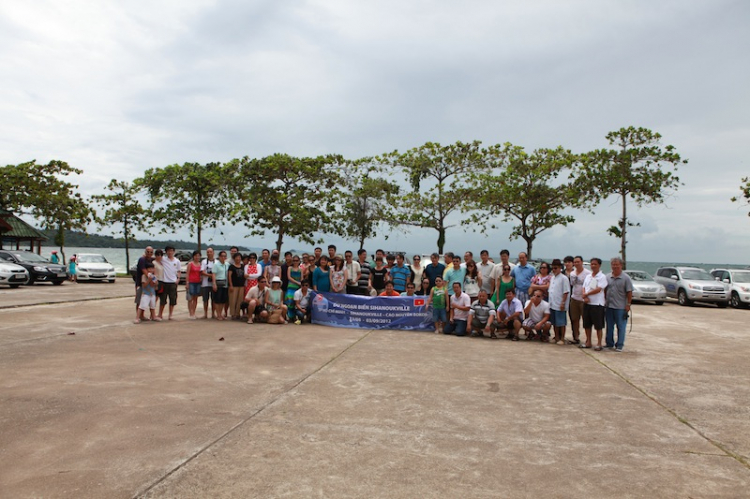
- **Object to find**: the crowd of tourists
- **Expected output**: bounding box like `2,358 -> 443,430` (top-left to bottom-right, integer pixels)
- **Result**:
133,245 -> 633,352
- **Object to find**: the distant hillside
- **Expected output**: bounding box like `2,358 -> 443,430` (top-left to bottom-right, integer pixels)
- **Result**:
39,229 -> 251,251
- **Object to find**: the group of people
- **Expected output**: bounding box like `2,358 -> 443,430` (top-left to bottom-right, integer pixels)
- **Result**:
132,245 -> 633,352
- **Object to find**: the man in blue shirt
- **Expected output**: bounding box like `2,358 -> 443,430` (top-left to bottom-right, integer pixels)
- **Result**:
423,253 -> 446,292
389,254 -> 411,293
511,251 -> 536,304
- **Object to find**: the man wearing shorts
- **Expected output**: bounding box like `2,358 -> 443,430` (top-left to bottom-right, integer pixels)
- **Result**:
522,289 -> 552,341
567,255 -> 590,345
582,257 -> 608,350
245,277 -> 269,324
159,246 -> 181,320
200,247 -> 216,319
548,258 -> 571,345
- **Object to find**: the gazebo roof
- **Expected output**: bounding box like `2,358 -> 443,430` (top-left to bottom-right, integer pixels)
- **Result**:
0,210 -> 47,241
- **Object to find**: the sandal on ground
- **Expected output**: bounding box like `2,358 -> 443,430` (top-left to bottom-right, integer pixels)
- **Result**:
490,332 -> 498,339
579,344 -> 592,349
594,346 -> 602,351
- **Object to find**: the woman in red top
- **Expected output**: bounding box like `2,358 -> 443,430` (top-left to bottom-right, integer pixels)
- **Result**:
186,250 -> 202,319
244,252 -> 263,295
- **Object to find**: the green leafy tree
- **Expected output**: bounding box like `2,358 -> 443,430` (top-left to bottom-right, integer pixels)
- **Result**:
337,160 -> 401,250
468,144 -> 585,259
582,127 -> 686,268
231,154 -> 344,252
380,141 -> 487,253
0,160 -> 93,262
138,162 -> 230,250
91,179 -> 152,270
731,177 -> 750,216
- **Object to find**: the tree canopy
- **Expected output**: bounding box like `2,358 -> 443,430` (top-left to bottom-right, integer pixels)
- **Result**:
469,144 -> 586,259
379,141 -> 487,253
138,162 -> 230,250
91,179 -> 152,270
230,154 -> 344,252
0,160 -> 93,261
579,127 -> 685,268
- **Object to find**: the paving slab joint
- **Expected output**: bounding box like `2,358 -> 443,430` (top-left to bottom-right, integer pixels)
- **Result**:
132,328 -> 375,498
583,351 -> 750,471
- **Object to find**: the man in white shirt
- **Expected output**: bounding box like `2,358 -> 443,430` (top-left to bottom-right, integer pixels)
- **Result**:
444,282 -> 471,337
158,245 -> 182,320
344,250 -> 361,294
200,247 -> 216,319
522,289 -> 552,341
477,250 -> 496,295
494,289 -> 524,340
567,255 -> 591,345
548,258 -> 571,345
582,257 -> 608,350
293,280 -> 312,324
244,277 -> 269,324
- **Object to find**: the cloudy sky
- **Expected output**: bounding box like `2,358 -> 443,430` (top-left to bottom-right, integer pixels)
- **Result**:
2,0 -> 748,263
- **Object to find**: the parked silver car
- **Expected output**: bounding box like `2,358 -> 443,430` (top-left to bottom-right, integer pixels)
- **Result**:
654,266 -> 729,307
710,268 -> 750,309
0,260 -> 30,288
623,270 -> 667,305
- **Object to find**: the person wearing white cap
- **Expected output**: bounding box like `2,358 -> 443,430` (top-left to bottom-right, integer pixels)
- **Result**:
266,276 -> 288,324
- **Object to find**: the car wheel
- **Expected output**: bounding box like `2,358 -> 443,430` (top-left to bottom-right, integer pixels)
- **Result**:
731,292 -> 742,309
53,280 -> 63,286
10,284 -> 20,289
717,301 -> 728,309
677,289 -> 692,306
655,301 -> 664,306
109,279 -> 116,283
26,276 -> 36,285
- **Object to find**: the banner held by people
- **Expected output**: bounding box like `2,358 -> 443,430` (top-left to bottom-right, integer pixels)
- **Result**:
311,292 -> 434,331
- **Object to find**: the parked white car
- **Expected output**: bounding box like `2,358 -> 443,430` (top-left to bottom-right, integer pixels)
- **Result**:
0,261 -> 30,288
75,253 -> 117,283
710,268 -> 750,309
623,270 -> 667,305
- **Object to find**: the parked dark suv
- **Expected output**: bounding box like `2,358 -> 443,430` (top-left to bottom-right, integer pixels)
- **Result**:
0,250 -> 67,285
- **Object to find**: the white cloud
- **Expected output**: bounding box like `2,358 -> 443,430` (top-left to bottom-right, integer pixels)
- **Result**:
1,0 -> 749,263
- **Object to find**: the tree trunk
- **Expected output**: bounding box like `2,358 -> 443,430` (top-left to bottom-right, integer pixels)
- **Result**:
620,192 -> 627,269
437,226 -> 445,254
124,219 -> 131,271
56,225 -> 67,266
525,237 -> 533,260
275,230 -> 284,253
196,221 -> 202,252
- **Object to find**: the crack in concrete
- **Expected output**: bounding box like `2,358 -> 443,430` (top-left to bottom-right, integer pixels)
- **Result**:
132,328 -> 375,498
582,351 -> 750,471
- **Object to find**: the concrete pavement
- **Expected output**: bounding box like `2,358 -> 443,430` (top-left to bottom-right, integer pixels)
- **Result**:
0,287 -> 748,498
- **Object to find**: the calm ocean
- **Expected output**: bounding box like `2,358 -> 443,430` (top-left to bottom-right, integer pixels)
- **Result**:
41,246 -> 748,276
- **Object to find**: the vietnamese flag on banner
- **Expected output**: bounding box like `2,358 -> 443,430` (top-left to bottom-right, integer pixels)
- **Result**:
414,298 -> 425,307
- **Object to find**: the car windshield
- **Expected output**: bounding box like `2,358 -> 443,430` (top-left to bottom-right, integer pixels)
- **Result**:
11,252 -> 50,263
626,271 -> 652,281
680,269 -> 713,281
731,271 -> 750,284
77,254 -> 108,263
